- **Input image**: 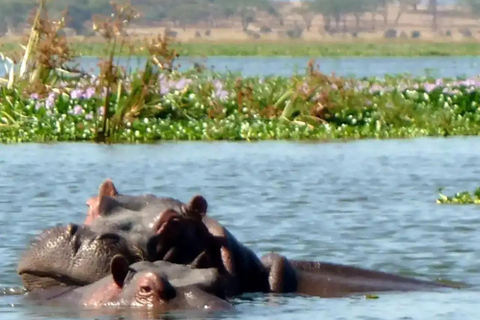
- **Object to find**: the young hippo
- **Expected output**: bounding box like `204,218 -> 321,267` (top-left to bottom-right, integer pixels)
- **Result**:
26,255 -> 233,313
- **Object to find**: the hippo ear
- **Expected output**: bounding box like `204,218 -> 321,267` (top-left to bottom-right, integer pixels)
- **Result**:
97,196 -> 120,216
185,195 -> 208,220
111,255 -> 130,288
99,179 -> 119,197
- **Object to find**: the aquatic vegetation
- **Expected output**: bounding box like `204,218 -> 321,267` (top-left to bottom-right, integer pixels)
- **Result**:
2,70 -> 480,143
2,1 -> 480,144
436,188 -> 480,204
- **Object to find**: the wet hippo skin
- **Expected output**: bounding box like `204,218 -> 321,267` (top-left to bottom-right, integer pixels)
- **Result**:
25,255 -> 233,312
261,252 -> 457,298
80,179 -> 460,298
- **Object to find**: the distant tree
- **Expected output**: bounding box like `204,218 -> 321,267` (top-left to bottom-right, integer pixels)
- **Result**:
212,0 -> 273,31
292,2 -> 316,31
428,0 -> 438,29
395,0 -> 421,25
167,2 -> 212,27
311,0 -> 378,31
0,0 -> 34,33
458,0 -> 480,17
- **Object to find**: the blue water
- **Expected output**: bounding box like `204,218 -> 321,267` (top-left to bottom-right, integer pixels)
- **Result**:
74,56 -> 480,78
0,137 -> 480,319
2,56 -> 480,78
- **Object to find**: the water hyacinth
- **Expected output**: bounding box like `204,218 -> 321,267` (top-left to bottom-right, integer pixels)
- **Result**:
3,69 -> 480,143
212,80 -> 228,101
159,74 -> 193,95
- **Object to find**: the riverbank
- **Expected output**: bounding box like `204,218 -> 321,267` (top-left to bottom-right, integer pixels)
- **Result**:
3,40 -> 480,57
2,70 -> 480,143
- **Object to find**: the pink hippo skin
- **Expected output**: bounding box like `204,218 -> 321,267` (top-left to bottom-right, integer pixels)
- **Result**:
25,255 -> 232,314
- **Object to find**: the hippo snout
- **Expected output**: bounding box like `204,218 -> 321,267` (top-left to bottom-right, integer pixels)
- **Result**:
18,224 -> 140,290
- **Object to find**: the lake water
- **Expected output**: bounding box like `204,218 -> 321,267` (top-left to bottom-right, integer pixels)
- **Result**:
3,56 -> 480,78
0,137 -> 480,319
75,56 -> 480,78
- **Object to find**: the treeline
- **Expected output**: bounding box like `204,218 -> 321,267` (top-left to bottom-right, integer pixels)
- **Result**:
1,0 -> 480,35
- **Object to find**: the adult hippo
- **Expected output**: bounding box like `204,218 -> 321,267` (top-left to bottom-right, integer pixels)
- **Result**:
17,223 -> 143,291
17,197 -> 220,293
25,255 -> 233,314
84,179 -> 272,295
82,179 -> 459,298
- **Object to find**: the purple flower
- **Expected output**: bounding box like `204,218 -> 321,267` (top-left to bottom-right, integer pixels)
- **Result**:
355,83 -> 365,92
369,84 -> 383,94
215,89 -> 229,101
72,105 -> 84,115
212,80 -> 228,101
30,93 -> 39,100
424,83 -> 437,93
435,78 -> 444,87
97,107 -> 105,116
174,78 -> 192,91
331,83 -> 338,90
213,80 -> 223,91
45,93 -> 56,109
160,82 -> 171,95
35,102 -> 42,110
84,87 -> 95,99
70,89 -> 84,99
159,77 -> 172,95
85,112 -> 93,120
300,81 -> 309,94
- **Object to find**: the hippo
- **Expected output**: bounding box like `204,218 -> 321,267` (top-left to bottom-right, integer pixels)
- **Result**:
83,179 -> 271,295
17,223 -> 143,291
25,255 -> 233,313
261,252 -> 458,298
85,179 -> 217,267
81,179 -> 459,298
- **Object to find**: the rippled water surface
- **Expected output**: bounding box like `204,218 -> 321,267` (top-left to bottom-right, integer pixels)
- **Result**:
1,137 -> 480,319
3,56 -> 480,78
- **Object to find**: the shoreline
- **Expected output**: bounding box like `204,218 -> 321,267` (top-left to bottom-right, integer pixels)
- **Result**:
3,40 -> 480,57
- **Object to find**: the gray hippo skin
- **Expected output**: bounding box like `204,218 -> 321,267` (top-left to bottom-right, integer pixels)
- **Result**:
84,179 -> 460,298
26,255 -> 232,313
84,179 -> 271,295
86,179 -> 216,267
17,224 -> 143,291
261,252 -> 458,298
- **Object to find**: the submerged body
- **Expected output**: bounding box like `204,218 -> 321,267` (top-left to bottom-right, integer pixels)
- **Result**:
18,178 -> 460,302
25,256 -> 232,312
81,179 -> 459,298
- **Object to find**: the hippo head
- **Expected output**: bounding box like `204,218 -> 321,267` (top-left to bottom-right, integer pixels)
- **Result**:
85,179 -> 218,268
109,255 -> 177,309
79,255 -> 232,314
17,224 -> 143,291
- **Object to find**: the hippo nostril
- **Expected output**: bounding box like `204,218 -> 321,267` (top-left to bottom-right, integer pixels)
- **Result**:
66,224 -> 78,236
140,286 -> 152,294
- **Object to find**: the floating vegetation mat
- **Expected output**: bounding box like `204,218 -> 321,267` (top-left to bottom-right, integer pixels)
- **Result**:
437,188 -> 480,204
